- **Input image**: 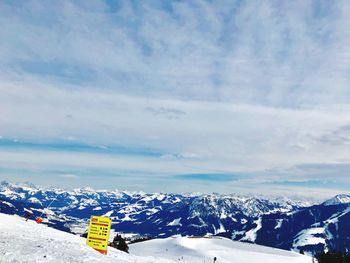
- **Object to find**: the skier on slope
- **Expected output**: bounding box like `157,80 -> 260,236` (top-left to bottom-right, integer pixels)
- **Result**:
24,211 -> 32,221
24,208 -> 33,221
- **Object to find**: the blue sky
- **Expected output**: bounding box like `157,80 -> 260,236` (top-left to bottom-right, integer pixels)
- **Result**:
1,0 -> 350,198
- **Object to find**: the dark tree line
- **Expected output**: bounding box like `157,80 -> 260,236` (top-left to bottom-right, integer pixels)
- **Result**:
129,236 -> 153,244
109,234 -> 129,253
316,252 -> 350,263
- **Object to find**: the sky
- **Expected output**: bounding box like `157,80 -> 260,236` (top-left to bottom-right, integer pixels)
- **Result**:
1,0 -> 350,199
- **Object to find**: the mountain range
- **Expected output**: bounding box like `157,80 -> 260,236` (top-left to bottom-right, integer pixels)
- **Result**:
1,180 -> 349,256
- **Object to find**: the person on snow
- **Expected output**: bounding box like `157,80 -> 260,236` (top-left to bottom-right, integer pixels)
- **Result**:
24,211 -> 32,221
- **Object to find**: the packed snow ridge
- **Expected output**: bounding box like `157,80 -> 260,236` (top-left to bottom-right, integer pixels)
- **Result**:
0,213 -> 311,263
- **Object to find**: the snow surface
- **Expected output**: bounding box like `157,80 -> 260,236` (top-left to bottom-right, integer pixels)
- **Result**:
1,201 -> 15,208
0,213 -> 171,263
275,219 -> 283,229
0,213 -> 312,263
241,218 -> 262,242
130,236 -> 312,263
293,227 -> 326,248
167,218 -> 182,226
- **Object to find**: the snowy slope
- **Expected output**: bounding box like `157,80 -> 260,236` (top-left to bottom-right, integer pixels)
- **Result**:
130,236 -> 312,263
0,213 -> 312,263
0,213 -> 171,263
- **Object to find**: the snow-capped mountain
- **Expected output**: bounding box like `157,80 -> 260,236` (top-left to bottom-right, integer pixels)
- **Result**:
0,181 -> 306,238
232,194 -> 350,255
1,181 -> 349,256
322,194 -> 350,206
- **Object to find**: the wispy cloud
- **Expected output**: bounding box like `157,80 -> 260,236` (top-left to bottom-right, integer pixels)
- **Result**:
175,173 -> 240,182
267,179 -> 350,190
60,173 -> 79,179
0,138 -> 164,157
1,1 -> 350,197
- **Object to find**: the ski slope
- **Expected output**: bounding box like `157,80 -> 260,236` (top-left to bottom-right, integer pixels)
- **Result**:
0,213 -> 312,263
130,236 -> 312,263
0,213 -> 171,263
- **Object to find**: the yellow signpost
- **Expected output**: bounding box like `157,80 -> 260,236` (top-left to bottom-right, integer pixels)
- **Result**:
86,216 -> 111,255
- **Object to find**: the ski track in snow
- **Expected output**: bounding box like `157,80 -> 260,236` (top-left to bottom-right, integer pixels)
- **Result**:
0,213 -> 312,263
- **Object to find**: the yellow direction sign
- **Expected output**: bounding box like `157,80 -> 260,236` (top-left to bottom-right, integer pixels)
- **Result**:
86,216 -> 111,255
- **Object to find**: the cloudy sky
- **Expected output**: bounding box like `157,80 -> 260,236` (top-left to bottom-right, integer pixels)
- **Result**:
1,0 -> 350,198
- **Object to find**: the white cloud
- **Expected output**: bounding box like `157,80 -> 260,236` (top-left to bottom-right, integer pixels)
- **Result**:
60,174 -> 79,179
0,0 -> 350,197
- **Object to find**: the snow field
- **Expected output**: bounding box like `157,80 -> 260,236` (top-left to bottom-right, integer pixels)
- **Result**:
0,213 -> 171,263
130,236 -> 313,263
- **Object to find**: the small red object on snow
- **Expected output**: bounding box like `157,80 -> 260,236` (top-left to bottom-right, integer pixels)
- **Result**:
36,217 -> 43,224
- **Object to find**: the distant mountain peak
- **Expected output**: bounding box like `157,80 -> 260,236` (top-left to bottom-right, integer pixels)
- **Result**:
0,180 -> 10,187
322,194 -> 350,206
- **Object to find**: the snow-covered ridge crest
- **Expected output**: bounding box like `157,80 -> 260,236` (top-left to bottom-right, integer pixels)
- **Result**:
0,180 -> 314,207
322,194 -> 350,206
